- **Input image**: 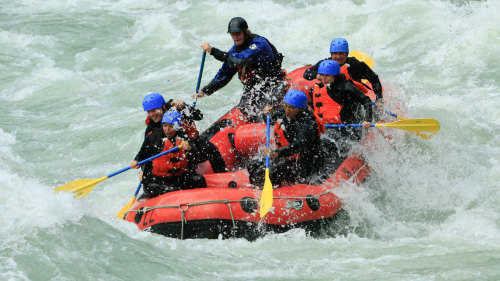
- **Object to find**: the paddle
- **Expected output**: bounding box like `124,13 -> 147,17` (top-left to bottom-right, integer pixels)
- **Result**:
54,146 -> 181,198
116,182 -> 142,219
352,51 -> 439,139
192,52 -> 206,108
260,113 -> 273,218
350,50 -> 374,69
325,118 -> 440,133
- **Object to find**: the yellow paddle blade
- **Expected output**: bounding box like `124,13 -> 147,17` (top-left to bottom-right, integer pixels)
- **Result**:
116,195 -> 137,220
350,50 -> 374,69
375,118 -> 440,132
410,131 -> 437,139
260,168 -> 273,218
54,176 -> 108,199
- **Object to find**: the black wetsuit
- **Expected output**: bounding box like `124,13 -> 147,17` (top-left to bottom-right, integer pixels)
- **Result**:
143,100 -> 226,173
309,78 -> 374,160
304,57 -> 383,101
134,128 -> 206,197
248,107 -> 323,186
144,99 -> 203,137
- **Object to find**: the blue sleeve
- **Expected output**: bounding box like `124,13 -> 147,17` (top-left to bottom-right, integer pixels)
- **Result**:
213,62 -> 237,83
227,37 -> 274,67
202,62 -> 237,95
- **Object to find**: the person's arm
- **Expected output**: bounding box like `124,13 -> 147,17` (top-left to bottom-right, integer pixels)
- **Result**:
144,122 -> 155,137
307,87 -> 315,108
133,133 -> 156,163
200,63 -> 237,96
303,59 -> 324,81
175,103 -> 203,121
345,82 -> 374,122
184,105 -> 203,121
275,118 -> 316,157
349,59 -> 384,101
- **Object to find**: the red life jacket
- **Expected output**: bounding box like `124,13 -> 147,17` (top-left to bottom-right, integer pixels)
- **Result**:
151,137 -> 188,177
237,66 -> 255,86
312,84 -> 342,124
182,120 -> 199,140
340,64 -> 370,95
273,122 -> 299,159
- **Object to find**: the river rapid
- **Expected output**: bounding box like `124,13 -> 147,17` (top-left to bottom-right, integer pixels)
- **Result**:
1,0 -> 499,280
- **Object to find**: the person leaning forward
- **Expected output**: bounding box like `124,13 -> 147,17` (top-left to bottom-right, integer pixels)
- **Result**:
304,38 -> 384,108
130,111 -> 206,198
309,60 -> 373,160
196,17 -> 287,122
141,93 -> 226,173
142,93 -> 203,138
248,90 -> 324,187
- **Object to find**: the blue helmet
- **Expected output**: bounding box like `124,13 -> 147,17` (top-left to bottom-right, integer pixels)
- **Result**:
142,93 -> 166,111
162,111 -> 183,129
283,89 -> 308,109
329,38 -> 349,53
318,60 -> 340,76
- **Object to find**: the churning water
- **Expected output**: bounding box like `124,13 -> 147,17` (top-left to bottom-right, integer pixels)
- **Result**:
1,0 -> 499,280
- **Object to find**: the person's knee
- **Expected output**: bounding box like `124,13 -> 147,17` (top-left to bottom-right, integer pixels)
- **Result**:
143,183 -> 177,197
192,174 -> 207,188
248,160 -> 265,187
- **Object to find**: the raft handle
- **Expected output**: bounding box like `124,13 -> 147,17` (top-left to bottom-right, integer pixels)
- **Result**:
306,195 -> 320,211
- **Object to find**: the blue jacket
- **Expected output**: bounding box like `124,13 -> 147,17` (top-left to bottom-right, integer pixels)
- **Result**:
202,34 -> 282,95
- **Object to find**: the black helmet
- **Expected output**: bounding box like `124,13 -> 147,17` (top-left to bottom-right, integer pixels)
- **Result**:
227,17 -> 248,33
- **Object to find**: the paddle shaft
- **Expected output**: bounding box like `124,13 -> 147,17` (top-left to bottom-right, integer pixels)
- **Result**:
116,182 -> 142,219
259,113 -> 273,218
326,124 -> 373,128
192,52 -> 206,108
108,146 -> 180,178
325,118 -> 440,132
132,182 -> 142,197
266,113 -> 270,168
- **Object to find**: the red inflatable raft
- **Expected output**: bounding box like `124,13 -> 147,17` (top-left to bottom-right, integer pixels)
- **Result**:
124,66 -> 380,240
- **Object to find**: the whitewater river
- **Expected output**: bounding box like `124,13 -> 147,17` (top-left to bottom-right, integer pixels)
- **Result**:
1,0 -> 499,280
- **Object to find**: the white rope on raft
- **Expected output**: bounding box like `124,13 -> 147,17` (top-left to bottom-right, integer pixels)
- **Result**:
124,162 -> 367,239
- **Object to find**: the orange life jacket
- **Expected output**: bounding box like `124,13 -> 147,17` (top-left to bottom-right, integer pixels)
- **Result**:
273,122 -> 300,159
340,64 -> 370,95
312,84 -> 342,124
151,137 -> 188,177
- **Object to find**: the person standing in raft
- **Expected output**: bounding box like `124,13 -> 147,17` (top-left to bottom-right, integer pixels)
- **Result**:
130,111 -> 207,197
196,17 -> 287,122
142,93 -> 226,173
303,38 -> 384,108
248,90 -> 324,187
309,60 -> 373,160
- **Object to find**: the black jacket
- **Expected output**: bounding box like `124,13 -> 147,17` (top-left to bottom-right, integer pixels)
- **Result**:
268,106 -> 322,169
144,99 -> 203,137
309,78 -> 374,124
303,57 -> 383,101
